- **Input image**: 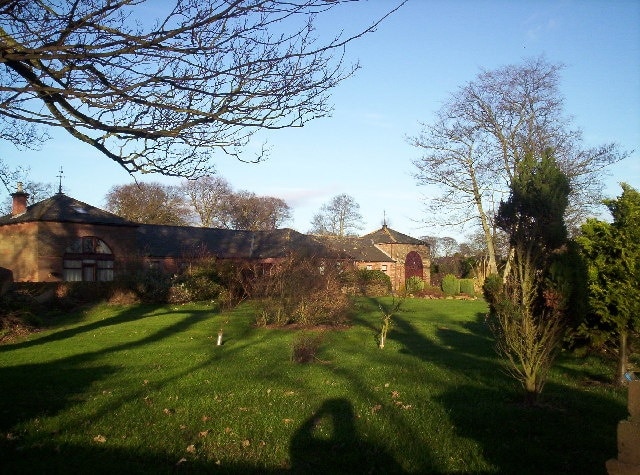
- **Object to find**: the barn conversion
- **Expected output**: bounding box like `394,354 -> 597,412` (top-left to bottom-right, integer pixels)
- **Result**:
0,186 -> 429,291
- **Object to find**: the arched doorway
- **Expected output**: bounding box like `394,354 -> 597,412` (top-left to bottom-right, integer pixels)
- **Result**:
405,251 -> 424,281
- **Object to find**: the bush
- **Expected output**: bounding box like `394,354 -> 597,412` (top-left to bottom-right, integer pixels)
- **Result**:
343,269 -> 392,296
459,278 -> 475,296
441,274 -> 460,296
482,274 -> 503,310
115,268 -> 172,303
422,285 -> 445,299
291,332 -> 324,363
405,276 -> 425,295
169,261 -> 224,303
253,255 -> 353,327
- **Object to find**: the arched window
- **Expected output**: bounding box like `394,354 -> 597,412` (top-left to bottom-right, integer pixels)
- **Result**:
63,236 -> 114,282
405,251 -> 424,281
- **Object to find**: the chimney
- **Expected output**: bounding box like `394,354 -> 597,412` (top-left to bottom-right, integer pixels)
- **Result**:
11,182 -> 29,216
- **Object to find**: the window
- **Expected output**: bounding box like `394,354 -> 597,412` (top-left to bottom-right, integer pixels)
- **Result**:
97,260 -> 114,281
381,265 -> 387,272
63,260 -> 82,282
63,236 -> 114,282
366,264 -> 373,270
66,236 -> 112,254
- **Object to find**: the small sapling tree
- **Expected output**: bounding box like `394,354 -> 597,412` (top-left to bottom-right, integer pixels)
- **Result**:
377,297 -> 402,349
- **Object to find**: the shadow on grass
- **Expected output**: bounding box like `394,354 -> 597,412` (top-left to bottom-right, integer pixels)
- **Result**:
0,361 -> 117,433
0,306 -> 215,458
0,303 -> 172,351
390,310 -> 626,475
1,398 -> 406,475
434,381 -> 625,475
0,300 -> 627,474
0,440 -> 287,474
290,398 -> 405,474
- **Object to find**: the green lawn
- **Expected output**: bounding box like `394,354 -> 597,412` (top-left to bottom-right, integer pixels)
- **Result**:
0,298 -> 627,474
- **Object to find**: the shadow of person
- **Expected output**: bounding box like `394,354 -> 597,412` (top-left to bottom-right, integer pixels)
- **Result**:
289,398 -> 405,474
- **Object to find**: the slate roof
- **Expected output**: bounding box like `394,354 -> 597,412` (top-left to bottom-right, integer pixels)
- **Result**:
361,225 -> 426,246
136,224 -> 340,260
1,193 -> 424,263
0,193 -> 135,227
311,235 -> 395,262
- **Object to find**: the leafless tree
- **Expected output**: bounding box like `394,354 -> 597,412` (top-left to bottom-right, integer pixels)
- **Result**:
410,57 -> 627,275
225,190 -> 291,230
0,0 -> 404,177
310,193 -> 363,236
420,235 -> 439,258
181,175 -> 233,227
105,181 -> 194,225
181,175 -> 291,229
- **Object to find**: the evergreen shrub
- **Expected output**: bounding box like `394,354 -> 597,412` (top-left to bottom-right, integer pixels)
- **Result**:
441,274 -> 460,296
459,278 -> 475,296
405,276 -> 425,294
344,269 -> 392,296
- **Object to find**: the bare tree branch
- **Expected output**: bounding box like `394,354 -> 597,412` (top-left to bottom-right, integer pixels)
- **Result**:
0,0 -> 406,176
410,57 -> 628,275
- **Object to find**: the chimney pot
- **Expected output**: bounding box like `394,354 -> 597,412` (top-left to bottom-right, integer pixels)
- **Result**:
11,182 -> 29,216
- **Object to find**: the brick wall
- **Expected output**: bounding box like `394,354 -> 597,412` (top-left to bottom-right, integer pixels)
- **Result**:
0,221 -> 140,282
0,222 -> 39,281
374,242 -> 431,290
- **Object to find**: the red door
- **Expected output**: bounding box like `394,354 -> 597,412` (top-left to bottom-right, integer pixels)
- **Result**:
405,251 -> 423,280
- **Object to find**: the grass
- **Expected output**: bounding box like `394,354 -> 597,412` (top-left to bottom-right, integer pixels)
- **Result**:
0,298 -> 628,474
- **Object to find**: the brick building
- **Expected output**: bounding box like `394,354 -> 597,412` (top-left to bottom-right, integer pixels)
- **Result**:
0,187 -> 429,291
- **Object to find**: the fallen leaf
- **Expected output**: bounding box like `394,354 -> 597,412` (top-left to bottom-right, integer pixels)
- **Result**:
282,418 -> 294,425
163,408 -> 175,415
199,430 -> 209,438
371,404 -> 382,413
179,425 -> 187,430
201,415 -> 210,422
186,444 -> 196,453
284,391 -> 295,396
391,391 -> 400,399
93,435 -> 106,443
384,383 -> 390,388
242,439 -> 250,447
176,458 -> 187,466
402,404 -> 412,410
224,427 -> 232,434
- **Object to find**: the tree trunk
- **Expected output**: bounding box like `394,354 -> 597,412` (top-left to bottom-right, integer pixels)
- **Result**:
470,169 -> 499,275
502,246 -> 515,283
615,330 -> 628,386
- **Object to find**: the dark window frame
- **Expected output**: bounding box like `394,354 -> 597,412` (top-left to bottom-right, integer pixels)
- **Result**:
63,236 -> 115,282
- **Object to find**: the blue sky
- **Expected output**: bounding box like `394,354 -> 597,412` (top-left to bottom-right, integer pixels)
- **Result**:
2,0 -> 639,240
